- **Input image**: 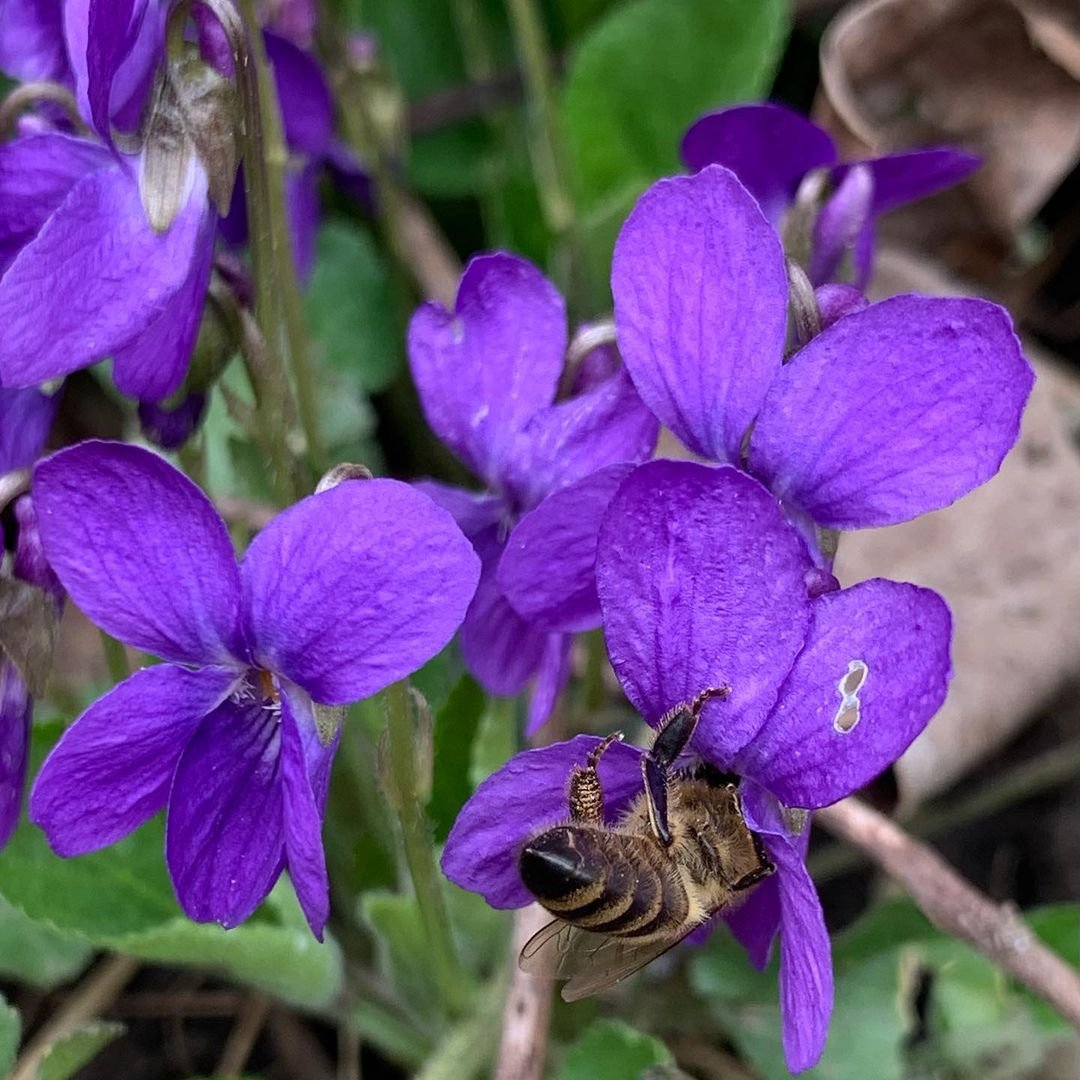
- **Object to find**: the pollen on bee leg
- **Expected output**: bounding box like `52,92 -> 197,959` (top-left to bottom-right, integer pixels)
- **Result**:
833,659 -> 868,734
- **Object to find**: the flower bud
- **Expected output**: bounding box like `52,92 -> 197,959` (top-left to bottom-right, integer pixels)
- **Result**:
138,393 -> 208,450
315,463 -> 374,495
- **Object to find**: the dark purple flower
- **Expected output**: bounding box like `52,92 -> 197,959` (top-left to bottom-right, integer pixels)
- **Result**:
681,103 -> 980,287
0,0 -> 216,402
611,166 -> 1034,538
407,253 -> 658,732
443,460 -> 952,1071
28,441 -> 479,936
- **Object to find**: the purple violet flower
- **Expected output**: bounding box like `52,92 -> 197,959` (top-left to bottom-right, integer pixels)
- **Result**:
0,0 -> 216,402
611,166 -> 1034,542
0,386 -> 60,849
28,441 -> 480,936
681,102 -> 981,287
443,459 -> 953,1072
407,253 -> 658,732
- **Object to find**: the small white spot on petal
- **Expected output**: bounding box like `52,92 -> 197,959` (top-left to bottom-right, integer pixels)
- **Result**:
833,659 -> 868,734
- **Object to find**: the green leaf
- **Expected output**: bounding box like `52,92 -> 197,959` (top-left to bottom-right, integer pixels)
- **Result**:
0,994 -> 19,1077
37,1021 -> 125,1080
430,675 -> 486,841
0,725 -> 343,1009
363,890 -> 441,1016
557,1019 -> 673,1079
305,220 -> 404,394
1025,904 -> 1080,1030
0,898 -> 92,988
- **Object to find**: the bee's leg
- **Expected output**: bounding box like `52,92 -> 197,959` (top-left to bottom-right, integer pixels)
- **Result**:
645,685 -> 731,846
733,831 -> 776,891
568,732 -> 623,824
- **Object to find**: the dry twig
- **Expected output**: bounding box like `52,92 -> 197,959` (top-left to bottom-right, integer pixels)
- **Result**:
816,797 -> 1080,1029
215,992 -> 271,1077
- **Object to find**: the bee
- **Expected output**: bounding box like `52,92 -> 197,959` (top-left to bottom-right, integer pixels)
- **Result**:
518,686 -> 774,1001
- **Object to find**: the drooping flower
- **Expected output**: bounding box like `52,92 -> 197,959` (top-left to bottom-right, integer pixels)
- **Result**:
681,102 -> 980,287
0,0 -> 217,402
611,165 -> 1033,547
0,386 -> 60,849
408,252 -> 658,732
443,459 -> 952,1071
29,441 -> 479,936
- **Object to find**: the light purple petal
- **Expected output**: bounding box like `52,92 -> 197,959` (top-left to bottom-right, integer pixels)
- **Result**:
680,104 -> 837,224
772,834 -> 833,1073
279,683 -> 333,938
167,694 -> 285,928
0,162 -> 210,390
441,736 -> 645,908
524,633 -> 572,736
815,283 -> 867,331
854,147 -> 981,217
407,253 -> 565,485
809,164 -> 873,286
33,441 -> 243,664
0,133 -> 110,272
0,0 -> 68,83
412,480 -> 505,539
0,660 -> 31,849
285,161 -> 319,282
0,387 -> 56,474
242,477 -> 480,704
113,186 -> 216,401
498,463 -> 633,633
504,368 -> 658,509
725,875 -> 780,970
13,494 -> 62,604
612,167 -> 788,463
748,296 -> 1035,529
736,580 -> 951,809
265,31 -> 333,156
597,461 -> 814,762
459,528 -> 547,697
30,663 -> 237,855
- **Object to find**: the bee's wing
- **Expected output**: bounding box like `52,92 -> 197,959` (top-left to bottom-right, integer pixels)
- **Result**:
519,919 -> 688,1001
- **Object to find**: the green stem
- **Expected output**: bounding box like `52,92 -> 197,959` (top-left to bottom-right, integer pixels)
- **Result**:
384,681 -> 469,1015
504,0 -> 574,240
415,974 -> 507,1080
99,632 -> 130,684
235,0 -> 323,476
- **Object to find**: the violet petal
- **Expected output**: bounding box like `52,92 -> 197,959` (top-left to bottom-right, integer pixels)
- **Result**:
748,296 -> 1034,529
0,386 -> 57,474
0,660 -> 31,849
411,480 -> 505,539
407,252 -> 565,485
166,694 -> 285,928
441,735 -> 645,908
33,441 -> 243,665
725,875 -> 780,971
596,461 -> 813,761
0,0 -> 68,83
524,633 -> 572,736
30,663 -> 237,855
612,167 -> 788,463
809,163 -> 873,286
242,477 -> 479,705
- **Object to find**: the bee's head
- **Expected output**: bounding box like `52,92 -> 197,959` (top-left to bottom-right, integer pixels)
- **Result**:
519,826 -> 593,902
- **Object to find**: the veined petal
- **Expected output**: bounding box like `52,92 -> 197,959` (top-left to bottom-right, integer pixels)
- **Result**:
0,133 -> 110,271
33,441 -> 243,665
279,684 -> 334,939
0,660 -> 32,849
407,253 -> 565,485
612,167 -> 788,463
167,695 -> 285,929
30,664 -> 237,855
524,633 -> 572,736
0,163 -> 209,389
597,461 -> 814,761
459,528 -> 548,697
748,296 -> 1034,529
736,580 -> 951,809
441,736 -> 645,908
112,179 -> 216,401
852,147 -> 981,216
242,478 -> 479,705
0,386 -> 57,474
499,463 -> 633,633
504,369 -> 658,510
412,480 -> 505,539
680,104 -> 837,224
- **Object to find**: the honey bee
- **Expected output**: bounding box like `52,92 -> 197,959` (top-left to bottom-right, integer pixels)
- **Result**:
518,686 -> 774,1001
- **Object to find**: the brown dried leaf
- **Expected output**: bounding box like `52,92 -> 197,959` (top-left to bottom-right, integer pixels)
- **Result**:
817,0 -> 1080,236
